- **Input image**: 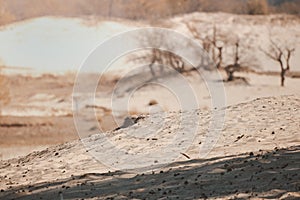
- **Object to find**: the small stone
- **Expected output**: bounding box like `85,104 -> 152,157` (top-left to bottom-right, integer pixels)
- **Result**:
149,190 -> 155,194
174,173 -> 180,177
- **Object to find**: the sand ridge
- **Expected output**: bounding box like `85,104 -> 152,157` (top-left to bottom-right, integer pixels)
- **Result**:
0,95 -> 299,199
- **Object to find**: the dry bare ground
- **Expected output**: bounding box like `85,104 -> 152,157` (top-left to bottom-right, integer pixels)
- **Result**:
0,95 -> 299,199
0,8 -> 299,200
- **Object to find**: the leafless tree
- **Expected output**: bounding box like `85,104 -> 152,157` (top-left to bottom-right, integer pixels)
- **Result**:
185,23 -> 225,69
186,22 -> 253,83
224,34 -> 259,83
132,49 -> 186,78
224,39 -> 242,81
145,48 -> 186,77
260,39 -> 295,86
132,30 -> 189,78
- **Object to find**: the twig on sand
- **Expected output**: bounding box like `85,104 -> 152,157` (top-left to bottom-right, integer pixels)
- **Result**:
234,134 -> 245,142
180,152 -> 191,159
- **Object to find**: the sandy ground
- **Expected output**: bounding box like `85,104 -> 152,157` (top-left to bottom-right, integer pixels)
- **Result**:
1,70 -> 300,160
0,116 -> 77,159
0,12 -> 299,200
0,95 -> 299,199
0,74 -> 78,160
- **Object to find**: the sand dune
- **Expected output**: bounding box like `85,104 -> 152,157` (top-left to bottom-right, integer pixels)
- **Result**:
0,95 -> 299,199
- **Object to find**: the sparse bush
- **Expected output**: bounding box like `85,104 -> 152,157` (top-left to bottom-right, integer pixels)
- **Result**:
277,1 -> 300,15
134,30 -> 190,78
198,0 -> 246,14
246,0 -> 269,15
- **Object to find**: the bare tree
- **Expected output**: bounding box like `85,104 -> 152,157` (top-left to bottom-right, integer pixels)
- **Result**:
132,49 -> 186,78
146,48 -> 186,77
132,30 -> 189,78
224,34 -> 260,84
260,39 -> 295,86
186,22 -> 252,83
224,39 -> 242,81
186,23 -> 296,87
185,23 -> 225,69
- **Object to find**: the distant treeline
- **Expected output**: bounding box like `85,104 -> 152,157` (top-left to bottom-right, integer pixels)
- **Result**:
0,0 -> 299,25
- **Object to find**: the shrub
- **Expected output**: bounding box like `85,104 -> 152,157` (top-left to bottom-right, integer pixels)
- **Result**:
246,0 -> 269,15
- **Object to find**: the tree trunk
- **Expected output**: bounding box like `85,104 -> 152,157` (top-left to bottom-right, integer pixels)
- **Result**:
227,70 -> 234,82
279,58 -> 285,87
212,26 -> 217,63
216,46 -> 223,69
234,42 -> 240,65
281,69 -> 286,87
149,64 -> 156,77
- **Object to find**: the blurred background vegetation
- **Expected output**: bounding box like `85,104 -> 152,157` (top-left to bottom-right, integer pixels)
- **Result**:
0,69 -> 9,113
0,0 -> 299,26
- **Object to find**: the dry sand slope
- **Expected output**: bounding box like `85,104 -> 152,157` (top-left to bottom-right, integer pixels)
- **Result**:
0,95 -> 299,199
